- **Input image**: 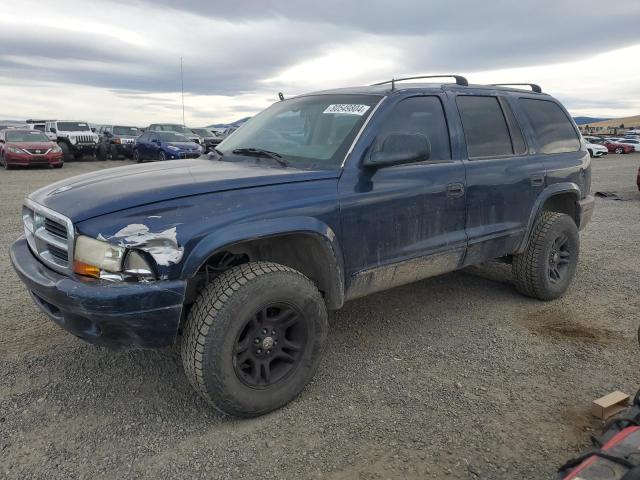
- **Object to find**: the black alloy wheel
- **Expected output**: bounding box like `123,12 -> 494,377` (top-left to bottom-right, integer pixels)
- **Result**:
547,233 -> 571,284
233,303 -> 307,389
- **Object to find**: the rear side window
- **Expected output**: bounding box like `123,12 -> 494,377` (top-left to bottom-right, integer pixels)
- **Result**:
519,98 -> 580,154
376,96 -> 451,160
457,96 -> 513,158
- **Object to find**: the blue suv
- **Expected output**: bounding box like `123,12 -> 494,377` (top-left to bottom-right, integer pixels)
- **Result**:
10,75 -> 594,417
133,131 -> 203,162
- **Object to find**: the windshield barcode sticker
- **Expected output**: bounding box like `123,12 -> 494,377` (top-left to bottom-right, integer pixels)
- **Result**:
323,104 -> 370,115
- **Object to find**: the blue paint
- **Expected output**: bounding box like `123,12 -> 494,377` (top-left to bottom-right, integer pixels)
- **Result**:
11,82 -> 594,348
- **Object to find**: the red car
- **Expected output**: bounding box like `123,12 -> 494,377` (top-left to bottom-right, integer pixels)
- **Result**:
603,140 -> 634,154
0,129 -> 64,169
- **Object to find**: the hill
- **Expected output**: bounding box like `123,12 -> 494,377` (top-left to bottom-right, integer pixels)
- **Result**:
578,115 -> 640,128
207,117 -> 251,129
573,116 -> 608,125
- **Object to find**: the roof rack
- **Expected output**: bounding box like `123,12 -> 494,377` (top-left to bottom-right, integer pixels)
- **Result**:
490,83 -> 542,93
371,75 -> 469,90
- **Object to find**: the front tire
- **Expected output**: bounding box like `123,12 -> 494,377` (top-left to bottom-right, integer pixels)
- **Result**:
615,147 -> 624,154
133,149 -> 143,163
97,145 -> 107,161
158,150 -> 166,161
181,262 -> 328,417
512,212 -> 579,301
59,142 -> 72,162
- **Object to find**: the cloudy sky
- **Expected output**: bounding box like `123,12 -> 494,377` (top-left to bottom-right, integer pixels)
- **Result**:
1,0 -> 639,125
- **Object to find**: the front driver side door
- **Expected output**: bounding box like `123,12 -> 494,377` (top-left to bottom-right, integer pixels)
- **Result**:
338,95 -> 467,300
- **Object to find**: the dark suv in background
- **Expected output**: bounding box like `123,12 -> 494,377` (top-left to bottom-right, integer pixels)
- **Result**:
97,125 -> 141,160
190,128 -> 221,153
11,75 -> 593,418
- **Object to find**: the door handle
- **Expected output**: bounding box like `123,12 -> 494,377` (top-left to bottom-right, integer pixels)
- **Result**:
530,174 -> 545,187
446,182 -> 465,198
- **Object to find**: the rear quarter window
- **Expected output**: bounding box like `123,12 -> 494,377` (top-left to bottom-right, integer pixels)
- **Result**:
519,98 -> 580,154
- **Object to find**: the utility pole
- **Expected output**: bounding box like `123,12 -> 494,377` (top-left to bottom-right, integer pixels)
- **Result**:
180,57 -> 185,125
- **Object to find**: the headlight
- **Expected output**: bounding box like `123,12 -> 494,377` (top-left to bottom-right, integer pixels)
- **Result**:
50,145 -> 62,153
7,146 -> 25,154
69,137 -> 77,144
167,145 -> 180,151
73,235 -> 155,281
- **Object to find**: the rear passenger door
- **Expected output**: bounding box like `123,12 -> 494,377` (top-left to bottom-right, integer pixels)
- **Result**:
454,94 -> 543,265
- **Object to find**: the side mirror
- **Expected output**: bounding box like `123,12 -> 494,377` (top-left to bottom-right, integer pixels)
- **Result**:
50,127 -> 57,133
364,133 -> 431,168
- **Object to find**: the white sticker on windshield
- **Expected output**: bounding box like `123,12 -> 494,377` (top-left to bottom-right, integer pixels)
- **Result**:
323,104 -> 370,116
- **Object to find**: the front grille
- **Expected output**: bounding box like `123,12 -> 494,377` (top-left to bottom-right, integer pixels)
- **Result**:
75,135 -> 95,144
23,200 -> 74,275
45,217 -> 68,239
25,148 -> 50,155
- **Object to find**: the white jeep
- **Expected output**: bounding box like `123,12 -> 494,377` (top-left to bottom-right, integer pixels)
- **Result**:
45,120 -> 99,161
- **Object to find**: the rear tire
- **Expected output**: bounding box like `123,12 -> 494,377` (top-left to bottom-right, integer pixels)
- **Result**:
512,212 -> 579,301
181,262 -> 328,417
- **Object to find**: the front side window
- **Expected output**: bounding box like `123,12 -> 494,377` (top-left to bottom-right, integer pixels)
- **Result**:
519,98 -> 580,154
374,96 -> 451,160
218,94 -> 381,169
457,95 -> 513,158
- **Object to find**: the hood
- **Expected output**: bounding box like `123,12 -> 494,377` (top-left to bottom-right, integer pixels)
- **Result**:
7,141 -> 55,150
28,158 -> 339,222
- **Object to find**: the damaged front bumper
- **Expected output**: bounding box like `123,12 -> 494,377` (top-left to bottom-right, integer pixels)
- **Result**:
10,237 -> 186,349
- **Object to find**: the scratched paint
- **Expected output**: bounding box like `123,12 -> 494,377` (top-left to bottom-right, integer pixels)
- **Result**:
106,223 -> 184,266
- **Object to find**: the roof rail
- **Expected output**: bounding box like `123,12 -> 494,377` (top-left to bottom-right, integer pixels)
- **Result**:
490,83 -> 542,93
372,75 -> 469,90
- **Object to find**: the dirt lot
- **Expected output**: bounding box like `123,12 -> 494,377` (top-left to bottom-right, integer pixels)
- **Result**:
1,155 -> 639,479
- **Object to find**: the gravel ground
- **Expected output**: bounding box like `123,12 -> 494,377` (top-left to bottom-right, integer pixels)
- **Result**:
1,155 -> 639,479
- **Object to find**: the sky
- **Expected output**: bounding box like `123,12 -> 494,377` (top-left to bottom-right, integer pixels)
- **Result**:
1,0 -> 639,126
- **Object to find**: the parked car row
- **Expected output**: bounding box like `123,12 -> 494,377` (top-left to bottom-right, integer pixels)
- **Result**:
583,135 -> 638,155
1,120 -> 235,168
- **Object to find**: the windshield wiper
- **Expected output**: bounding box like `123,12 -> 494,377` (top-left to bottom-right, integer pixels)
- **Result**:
232,147 -> 289,167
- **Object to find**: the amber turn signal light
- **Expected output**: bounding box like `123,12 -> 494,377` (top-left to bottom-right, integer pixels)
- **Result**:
73,260 -> 100,278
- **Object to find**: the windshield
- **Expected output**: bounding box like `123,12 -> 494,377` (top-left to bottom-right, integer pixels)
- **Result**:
157,132 -> 189,142
113,126 -> 140,136
162,124 -> 192,135
218,94 -> 381,169
58,122 -> 90,131
6,130 -> 50,142
191,128 -> 214,138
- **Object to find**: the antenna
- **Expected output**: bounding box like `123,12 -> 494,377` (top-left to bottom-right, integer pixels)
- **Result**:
180,57 -> 185,124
